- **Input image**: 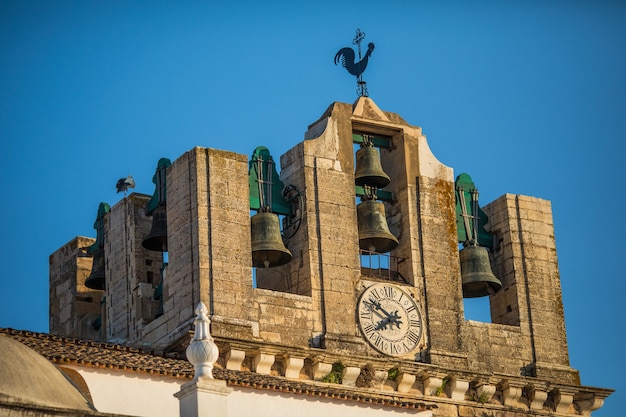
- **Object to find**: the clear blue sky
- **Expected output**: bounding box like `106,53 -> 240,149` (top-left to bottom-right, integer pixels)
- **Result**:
1,1 -> 624,415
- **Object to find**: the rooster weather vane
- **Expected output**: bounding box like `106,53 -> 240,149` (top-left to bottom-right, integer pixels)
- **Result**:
334,29 -> 375,97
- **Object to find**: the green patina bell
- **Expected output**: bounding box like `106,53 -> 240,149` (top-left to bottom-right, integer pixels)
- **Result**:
143,158 -> 170,252
142,205 -> 168,252
357,199 -> 398,254
354,145 -> 390,188
84,202 -> 109,291
85,249 -> 105,290
460,245 -> 502,298
251,212 -> 292,268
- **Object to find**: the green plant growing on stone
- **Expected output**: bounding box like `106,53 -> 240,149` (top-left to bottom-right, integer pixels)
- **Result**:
387,367 -> 400,381
435,376 -> 450,397
476,392 -> 490,404
321,362 -> 344,384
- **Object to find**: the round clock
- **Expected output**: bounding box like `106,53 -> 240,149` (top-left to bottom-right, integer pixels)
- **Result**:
357,283 -> 423,356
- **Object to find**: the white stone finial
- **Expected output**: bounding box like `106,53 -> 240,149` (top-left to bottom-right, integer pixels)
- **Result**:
186,302 -> 219,380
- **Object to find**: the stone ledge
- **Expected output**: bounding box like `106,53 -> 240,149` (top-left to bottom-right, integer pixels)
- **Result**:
4,328 -> 612,416
216,337 -> 614,416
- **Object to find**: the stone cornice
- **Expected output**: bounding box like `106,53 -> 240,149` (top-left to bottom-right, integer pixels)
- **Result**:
2,328 -> 613,416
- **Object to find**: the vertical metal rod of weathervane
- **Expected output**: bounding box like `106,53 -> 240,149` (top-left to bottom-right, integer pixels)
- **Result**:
353,29 -> 367,97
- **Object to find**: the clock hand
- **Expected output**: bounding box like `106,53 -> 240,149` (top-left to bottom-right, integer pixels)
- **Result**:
364,299 -> 387,321
369,300 -> 403,330
375,311 -> 403,331
365,300 -> 394,330
386,311 -> 402,329
372,300 -> 402,324
366,299 -> 404,330
375,317 -> 390,330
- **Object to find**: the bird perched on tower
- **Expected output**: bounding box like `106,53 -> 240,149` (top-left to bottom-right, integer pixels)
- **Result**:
116,175 -> 135,194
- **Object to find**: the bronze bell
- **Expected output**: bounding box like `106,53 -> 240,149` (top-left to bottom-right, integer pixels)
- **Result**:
142,205 -> 168,252
460,245 -> 502,298
251,212 -> 292,268
357,199 -> 399,253
355,145 -> 390,188
85,249 -> 105,290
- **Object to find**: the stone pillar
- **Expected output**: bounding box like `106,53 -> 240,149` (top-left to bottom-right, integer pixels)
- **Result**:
49,235 -> 100,339
484,194 -> 579,384
175,302 -> 232,417
176,380 -> 232,417
105,193 -> 159,342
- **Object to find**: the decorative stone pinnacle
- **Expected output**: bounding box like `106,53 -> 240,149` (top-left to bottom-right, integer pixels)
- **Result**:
186,302 -> 219,380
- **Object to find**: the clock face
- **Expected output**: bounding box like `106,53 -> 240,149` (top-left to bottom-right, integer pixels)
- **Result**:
357,283 -> 423,356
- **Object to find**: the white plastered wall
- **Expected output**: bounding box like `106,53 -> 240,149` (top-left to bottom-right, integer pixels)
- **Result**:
67,366 -> 183,417
69,366 -> 432,417
227,388 -> 433,417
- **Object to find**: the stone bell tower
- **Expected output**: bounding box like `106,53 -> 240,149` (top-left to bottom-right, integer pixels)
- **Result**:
50,96 -> 611,416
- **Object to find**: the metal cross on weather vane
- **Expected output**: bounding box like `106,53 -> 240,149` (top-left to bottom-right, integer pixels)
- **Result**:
334,28 -> 375,97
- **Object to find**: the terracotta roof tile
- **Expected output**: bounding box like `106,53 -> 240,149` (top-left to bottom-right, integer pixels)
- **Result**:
1,328 -> 434,412
1,329 -> 194,378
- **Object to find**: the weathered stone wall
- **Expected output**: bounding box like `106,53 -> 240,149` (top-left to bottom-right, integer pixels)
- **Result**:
47,98 -> 610,415
49,235 -> 101,339
142,147 -> 321,351
158,147 -> 255,344
104,193 -> 162,343
145,149 -> 200,348
255,141 -> 307,295
298,102 -> 363,349
50,100 -> 580,379
480,194 -> 578,384
350,98 -> 464,365
202,148 -> 255,323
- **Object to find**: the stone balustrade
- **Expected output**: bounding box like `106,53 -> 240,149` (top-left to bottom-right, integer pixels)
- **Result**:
216,341 -> 611,416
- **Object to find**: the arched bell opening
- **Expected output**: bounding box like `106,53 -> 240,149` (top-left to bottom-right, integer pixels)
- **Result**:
460,243 -> 501,323
455,173 -> 503,323
142,158 -> 170,253
353,133 -> 401,281
248,147 -> 299,292
141,205 -> 168,322
138,158 -> 171,323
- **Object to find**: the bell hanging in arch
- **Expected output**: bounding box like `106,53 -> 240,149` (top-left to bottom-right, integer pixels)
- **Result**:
357,199 -> 398,253
142,205 -> 168,252
460,245 -> 502,298
354,145 -> 390,188
85,249 -> 105,290
251,212 -> 292,268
